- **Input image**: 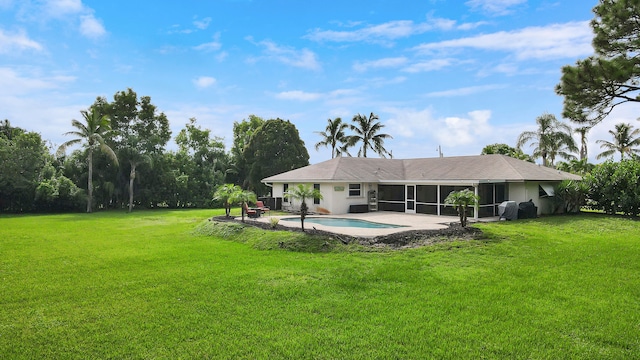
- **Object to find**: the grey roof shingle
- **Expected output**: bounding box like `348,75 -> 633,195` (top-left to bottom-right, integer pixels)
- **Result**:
262,154 -> 581,183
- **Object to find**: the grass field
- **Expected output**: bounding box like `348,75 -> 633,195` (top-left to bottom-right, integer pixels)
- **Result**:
1,210 -> 639,359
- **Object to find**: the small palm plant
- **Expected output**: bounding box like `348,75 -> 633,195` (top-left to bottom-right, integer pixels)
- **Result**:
214,183 -> 242,217
284,184 -> 323,232
230,189 -> 257,222
444,189 -> 480,227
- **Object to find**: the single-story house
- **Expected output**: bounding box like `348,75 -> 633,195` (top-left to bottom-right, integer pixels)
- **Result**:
261,154 -> 582,219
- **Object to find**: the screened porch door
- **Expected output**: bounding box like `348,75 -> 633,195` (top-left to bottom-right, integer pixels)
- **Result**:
405,185 -> 416,214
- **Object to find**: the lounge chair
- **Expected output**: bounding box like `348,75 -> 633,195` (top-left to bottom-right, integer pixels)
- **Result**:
256,200 -> 270,216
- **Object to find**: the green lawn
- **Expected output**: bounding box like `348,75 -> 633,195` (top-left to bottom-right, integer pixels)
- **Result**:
1,210 -> 638,359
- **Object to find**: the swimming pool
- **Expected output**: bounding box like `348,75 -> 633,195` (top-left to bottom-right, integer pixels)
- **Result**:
280,217 -> 406,229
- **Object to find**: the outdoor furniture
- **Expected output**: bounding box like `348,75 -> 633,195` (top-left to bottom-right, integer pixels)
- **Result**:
244,203 -> 259,218
256,201 -> 270,216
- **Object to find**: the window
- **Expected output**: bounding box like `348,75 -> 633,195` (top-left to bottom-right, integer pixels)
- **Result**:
283,184 -> 289,202
348,183 -> 361,197
313,184 -> 320,204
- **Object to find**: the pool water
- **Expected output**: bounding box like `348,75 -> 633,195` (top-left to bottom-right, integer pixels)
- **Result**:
280,217 -> 406,229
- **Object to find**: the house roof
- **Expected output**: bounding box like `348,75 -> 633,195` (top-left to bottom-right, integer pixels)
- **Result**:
262,154 -> 582,184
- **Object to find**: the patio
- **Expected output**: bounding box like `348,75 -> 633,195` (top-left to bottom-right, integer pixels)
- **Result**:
248,211 -> 465,237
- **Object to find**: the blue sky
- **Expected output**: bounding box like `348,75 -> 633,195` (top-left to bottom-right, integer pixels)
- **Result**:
2,0 -> 637,164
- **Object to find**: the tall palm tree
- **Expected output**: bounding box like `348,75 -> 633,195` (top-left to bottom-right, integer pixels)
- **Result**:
596,123 -> 640,160
516,113 -> 577,167
284,184 -> 323,232
349,112 -> 393,158
57,110 -> 118,213
314,117 -> 351,158
119,142 -> 151,213
575,126 -> 591,161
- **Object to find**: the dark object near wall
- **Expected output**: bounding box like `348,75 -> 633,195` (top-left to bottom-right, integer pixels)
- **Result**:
259,197 -> 282,210
349,204 -> 369,213
518,200 -> 537,219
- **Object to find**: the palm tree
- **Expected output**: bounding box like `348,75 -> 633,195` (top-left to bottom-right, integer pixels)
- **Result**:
230,189 -> 256,222
284,184 -> 323,232
575,126 -> 591,160
516,113 -> 577,167
214,183 -> 242,217
119,144 -> 151,213
314,117 -> 351,158
349,112 -> 393,158
596,123 -> 640,160
444,189 -> 479,228
57,110 -> 118,213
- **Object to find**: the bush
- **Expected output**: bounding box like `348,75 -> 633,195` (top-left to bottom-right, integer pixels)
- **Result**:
586,160 -> 640,216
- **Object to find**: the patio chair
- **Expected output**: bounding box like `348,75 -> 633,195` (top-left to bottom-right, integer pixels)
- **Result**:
256,200 -> 270,216
244,203 -> 259,218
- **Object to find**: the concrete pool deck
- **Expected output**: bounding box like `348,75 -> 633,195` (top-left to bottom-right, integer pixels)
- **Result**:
245,212 -> 467,237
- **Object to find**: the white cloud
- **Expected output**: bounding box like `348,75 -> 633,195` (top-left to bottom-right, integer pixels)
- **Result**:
249,38 -> 321,71
275,90 -> 323,101
0,28 -> 43,53
305,17 -> 488,45
466,0 -> 527,15
194,32 -> 222,52
436,110 -> 493,146
193,17 -> 212,30
353,57 -> 408,72
386,107 -> 494,150
385,107 -> 437,138
23,0 -> 107,39
402,59 -> 454,73
426,84 -> 506,97
79,13 -> 106,39
414,21 -> 593,60
193,76 -> 216,88
0,67 -> 75,95
44,0 -> 84,17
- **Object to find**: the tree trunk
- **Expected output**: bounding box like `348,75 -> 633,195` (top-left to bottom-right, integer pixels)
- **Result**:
87,149 -> 93,213
128,162 -> 136,213
300,201 -> 308,232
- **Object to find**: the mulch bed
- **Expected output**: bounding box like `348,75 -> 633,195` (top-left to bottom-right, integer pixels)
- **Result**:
211,215 -> 483,249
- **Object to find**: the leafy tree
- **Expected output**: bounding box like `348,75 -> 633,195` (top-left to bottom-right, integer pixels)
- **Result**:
349,112 -> 393,158
596,122 -> 640,160
480,143 -> 533,162
516,113 -> 577,167
444,189 -> 479,228
57,110 -> 119,213
175,118 -> 228,207
556,0 -> 640,125
0,123 -> 51,212
244,119 -> 310,195
284,184 -> 323,232
214,183 -> 242,217
228,115 -> 264,187
555,159 -> 595,176
315,117 -> 351,158
89,89 -> 171,209
230,189 -> 257,222
586,159 -> 640,216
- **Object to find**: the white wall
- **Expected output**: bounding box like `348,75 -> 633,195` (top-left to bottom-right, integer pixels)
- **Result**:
268,181 -> 375,214
507,181 -> 557,215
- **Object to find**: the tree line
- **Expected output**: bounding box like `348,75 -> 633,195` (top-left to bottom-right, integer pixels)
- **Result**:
0,89 -> 394,213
